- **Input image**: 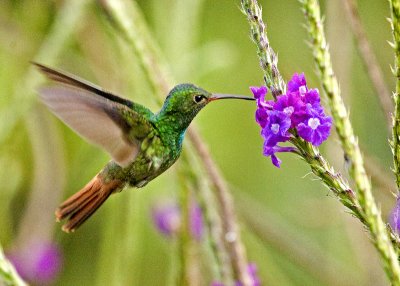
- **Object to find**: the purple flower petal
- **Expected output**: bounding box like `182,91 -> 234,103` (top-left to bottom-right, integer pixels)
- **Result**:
270,153 -> 282,168
304,88 -> 320,106
251,86 -> 275,129
274,92 -> 305,127
263,144 -> 296,168
190,203 -> 203,241
255,108 -> 269,128
250,86 -> 268,100
8,242 -> 62,285
390,198 -> 400,234
287,73 -> 306,92
261,110 -> 291,147
152,203 -> 181,237
247,263 -> 261,286
251,86 -> 273,109
152,201 -> 204,240
297,112 -> 332,146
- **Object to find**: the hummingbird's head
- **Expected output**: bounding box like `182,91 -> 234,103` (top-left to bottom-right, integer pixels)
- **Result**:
157,83 -> 254,131
159,84 -> 212,121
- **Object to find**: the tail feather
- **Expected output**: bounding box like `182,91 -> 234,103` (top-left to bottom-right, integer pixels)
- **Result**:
55,174 -> 123,233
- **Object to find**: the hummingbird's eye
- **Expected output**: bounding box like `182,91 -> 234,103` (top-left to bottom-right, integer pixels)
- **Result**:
193,94 -> 206,104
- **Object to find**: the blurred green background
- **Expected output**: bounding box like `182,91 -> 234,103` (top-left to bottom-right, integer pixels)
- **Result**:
0,0 -> 396,285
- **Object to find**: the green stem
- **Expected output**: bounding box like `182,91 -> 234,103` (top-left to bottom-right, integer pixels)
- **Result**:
342,0 -> 392,125
0,244 -> 27,286
186,128 -> 251,285
15,106 -> 65,247
301,0 -> 400,282
177,167 -> 191,286
390,0 -> 400,193
240,0 -> 362,222
181,152 -> 234,285
242,0 -> 400,283
240,0 -> 286,98
98,0 -> 171,100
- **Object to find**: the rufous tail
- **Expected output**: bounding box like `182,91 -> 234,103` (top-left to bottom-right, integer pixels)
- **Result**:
55,174 -> 123,233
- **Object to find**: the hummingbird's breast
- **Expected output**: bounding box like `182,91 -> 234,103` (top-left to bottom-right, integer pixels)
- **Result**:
101,124 -> 185,188
103,129 -> 183,187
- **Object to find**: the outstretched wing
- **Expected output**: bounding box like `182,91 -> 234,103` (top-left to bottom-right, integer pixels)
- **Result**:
34,63 -> 155,168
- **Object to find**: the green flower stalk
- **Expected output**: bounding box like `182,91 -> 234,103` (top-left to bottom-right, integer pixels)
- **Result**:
187,129 -> 250,285
0,245 -> 27,286
342,0 -> 393,125
98,0 -> 171,102
390,0 -> 400,193
301,0 -> 400,282
240,0 -> 286,98
181,152 -> 234,285
241,0 -> 360,214
242,0 -> 400,283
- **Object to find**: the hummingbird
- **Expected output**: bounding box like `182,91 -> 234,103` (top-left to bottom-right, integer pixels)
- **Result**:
33,63 -> 254,233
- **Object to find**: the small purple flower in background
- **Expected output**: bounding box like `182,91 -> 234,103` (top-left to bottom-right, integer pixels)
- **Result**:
211,262 -> 261,286
152,200 -> 203,240
389,197 -> 400,234
190,203 -> 204,240
251,73 -> 332,167
152,202 -> 181,237
247,263 -> 261,286
8,242 -> 62,285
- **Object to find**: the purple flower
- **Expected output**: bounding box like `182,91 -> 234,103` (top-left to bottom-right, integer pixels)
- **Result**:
152,201 -> 204,240
255,108 -> 269,128
287,72 -> 306,93
297,106 -> 332,146
190,203 -> 204,240
152,202 -> 181,237
304,88 -> 320,107
274,93 -> 305,127
247,263 -> 261,286
262,110 -> 291,147
8,242 -> 62,285
390,197 -> 400,234
250,86 -> 268,101
251,73 -> 332,167
251,86 -> 274,128
264,144 -> 296,168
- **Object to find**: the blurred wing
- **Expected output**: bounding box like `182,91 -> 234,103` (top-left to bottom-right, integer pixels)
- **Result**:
35,64 -> 155,167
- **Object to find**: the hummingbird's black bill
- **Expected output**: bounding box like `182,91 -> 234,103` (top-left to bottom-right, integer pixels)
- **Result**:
209,94 -> 255,101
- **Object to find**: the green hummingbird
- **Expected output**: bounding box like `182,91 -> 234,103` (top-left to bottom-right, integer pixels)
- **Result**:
33,63 -> 254,233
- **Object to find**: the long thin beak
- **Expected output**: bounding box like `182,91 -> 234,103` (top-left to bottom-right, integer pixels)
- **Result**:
209,93 -> 255,101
